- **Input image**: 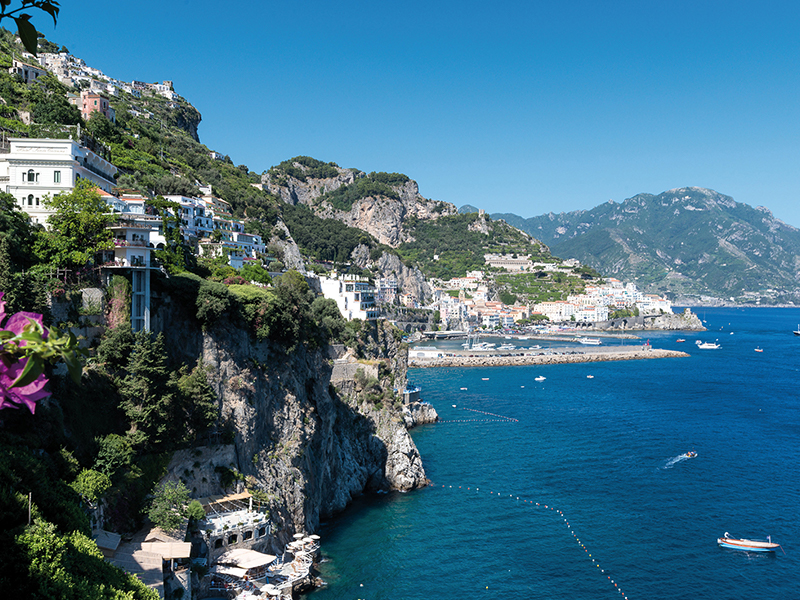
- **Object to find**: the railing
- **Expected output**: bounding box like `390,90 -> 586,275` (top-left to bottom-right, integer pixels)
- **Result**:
113,239 -> 149,247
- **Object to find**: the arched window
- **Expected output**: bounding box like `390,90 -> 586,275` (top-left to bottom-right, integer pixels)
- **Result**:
27,194 -> 33,206
27,169 -> 35,182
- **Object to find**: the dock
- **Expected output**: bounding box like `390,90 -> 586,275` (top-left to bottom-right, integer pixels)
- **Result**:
409,346 -> 689,368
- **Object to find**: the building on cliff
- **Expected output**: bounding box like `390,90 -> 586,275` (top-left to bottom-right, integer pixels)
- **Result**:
317,272 -> 378,321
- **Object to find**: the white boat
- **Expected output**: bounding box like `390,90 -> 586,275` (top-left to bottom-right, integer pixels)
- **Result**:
698,341 -> 721,349
577,337 -> 602,346
794,325 -> 800,336
498,343 -> 515,351
535,376 -> 546,382
717,533 -> 782,553
586,375 -> 594,379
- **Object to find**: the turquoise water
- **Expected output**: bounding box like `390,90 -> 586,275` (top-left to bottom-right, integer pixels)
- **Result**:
304,308 -> 800,599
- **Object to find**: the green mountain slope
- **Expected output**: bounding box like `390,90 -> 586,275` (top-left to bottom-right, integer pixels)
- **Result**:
491,187 -> 800,304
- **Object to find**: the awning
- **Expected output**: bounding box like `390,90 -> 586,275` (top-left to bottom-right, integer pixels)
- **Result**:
212,564 -> 248,578
216,548 -> 277,569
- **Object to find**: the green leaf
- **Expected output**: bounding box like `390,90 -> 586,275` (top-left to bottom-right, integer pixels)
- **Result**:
14,14 -> 38,56
34,1 -> 60,27
63,350 -> 82,384
10,354 -> 44,388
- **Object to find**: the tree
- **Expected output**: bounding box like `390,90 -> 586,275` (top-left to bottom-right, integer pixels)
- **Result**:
148,480 -> 190,533
118,331 -> 173,448
239,261 -> 272,285
186,499 -> 205,522
71,469 -> 111,503
35,180 -> 113,269
0,192 -> 35,271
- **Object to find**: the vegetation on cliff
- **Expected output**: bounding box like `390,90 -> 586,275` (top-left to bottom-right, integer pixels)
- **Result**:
396,212 -> 551,280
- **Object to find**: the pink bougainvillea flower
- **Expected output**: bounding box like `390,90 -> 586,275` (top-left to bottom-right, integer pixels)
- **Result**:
0,355 -> 51,413
0,291 -> 51,413
3,311 -> 47,341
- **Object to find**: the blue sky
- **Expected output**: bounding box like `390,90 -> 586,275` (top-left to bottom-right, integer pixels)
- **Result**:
30,0 -> 800,226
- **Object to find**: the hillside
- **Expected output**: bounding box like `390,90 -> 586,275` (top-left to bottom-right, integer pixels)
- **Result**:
488,187 -> 800,305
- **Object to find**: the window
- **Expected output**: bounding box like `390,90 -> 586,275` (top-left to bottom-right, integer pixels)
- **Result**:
26,169 -> 35,182
54,171 -> 61,183
27,194 -> 33,205
35,197 -> 39,206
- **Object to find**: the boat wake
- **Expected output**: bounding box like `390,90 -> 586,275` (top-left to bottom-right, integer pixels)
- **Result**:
662,454 -> 690,469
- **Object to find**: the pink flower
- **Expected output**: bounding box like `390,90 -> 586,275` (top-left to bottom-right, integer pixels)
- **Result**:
0,291 -> 51,414
0,355 -> 50,413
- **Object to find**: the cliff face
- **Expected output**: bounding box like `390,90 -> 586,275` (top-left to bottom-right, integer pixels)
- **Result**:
152,297 -> 430,541
265,161 -> 457,248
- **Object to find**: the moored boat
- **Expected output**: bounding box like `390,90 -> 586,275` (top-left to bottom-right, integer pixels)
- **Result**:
717,533 -> 781,552
577,337 -> 602,345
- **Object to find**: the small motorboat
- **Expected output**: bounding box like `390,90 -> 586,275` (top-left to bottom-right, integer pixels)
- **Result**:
586,375 -> 594,379
717,533 -> 782,553
535,376 -> 546,382
676,338 -> 686,343
685,451 -> 697,458
754,347 -> 763,353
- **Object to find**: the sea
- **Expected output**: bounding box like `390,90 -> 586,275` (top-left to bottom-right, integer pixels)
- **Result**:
301,308 -> 800,600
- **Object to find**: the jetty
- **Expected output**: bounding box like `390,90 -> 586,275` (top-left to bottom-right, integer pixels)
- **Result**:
409,346 -> 689,368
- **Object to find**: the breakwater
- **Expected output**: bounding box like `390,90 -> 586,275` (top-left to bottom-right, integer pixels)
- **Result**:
409,347 -> 689,367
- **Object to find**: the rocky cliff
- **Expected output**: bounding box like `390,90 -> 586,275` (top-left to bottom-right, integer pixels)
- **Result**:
265,160 -> 457,247
151,295 -> 432,546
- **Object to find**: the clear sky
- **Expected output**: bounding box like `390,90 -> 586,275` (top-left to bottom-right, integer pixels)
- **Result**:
29,0 -> 800,226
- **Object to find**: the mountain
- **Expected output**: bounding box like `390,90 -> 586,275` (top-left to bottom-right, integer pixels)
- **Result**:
489,187 -> 800,304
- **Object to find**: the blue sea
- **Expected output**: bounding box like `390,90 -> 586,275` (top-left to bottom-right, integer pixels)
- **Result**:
303,308 -> 800,600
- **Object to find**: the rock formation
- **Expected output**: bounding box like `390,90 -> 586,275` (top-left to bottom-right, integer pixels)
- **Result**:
152,295 -> 431,545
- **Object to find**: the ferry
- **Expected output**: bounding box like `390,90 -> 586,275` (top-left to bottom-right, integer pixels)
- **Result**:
577,337 -> 602,346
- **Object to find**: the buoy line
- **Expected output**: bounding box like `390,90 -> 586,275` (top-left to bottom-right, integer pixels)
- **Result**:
431,482 -> 631,599
460,407 -> 519,422
436,419 -> 516,424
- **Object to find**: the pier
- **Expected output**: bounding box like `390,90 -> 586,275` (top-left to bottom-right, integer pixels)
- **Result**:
409,346 -> 689,367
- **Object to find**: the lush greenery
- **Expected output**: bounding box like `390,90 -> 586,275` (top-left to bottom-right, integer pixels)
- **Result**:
495,270 -> 595,304
268,156 -> 340,183
396,212 -> 551,280
316,171 -> 408,212
281,203 -> 384,263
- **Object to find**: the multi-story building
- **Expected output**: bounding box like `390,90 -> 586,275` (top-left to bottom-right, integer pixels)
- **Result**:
9,58 -> 47,84
318,272 -> 378,321
0,137 -> 117,226
69,90 -> 116,123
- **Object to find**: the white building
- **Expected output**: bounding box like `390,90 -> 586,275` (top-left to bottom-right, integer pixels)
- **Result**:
0,138 -> 117,226
318,273 -> 378,321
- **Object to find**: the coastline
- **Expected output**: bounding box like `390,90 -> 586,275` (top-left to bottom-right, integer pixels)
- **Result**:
409,347 -> 689,368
